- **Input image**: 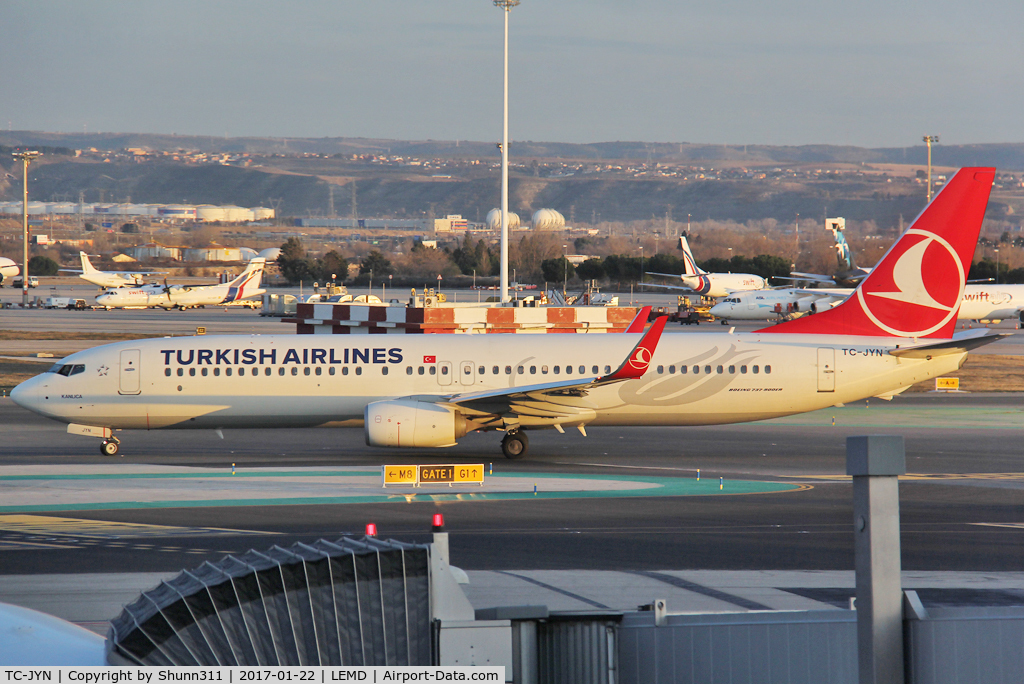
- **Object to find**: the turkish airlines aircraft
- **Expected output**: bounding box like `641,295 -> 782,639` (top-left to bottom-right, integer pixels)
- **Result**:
94,258 -> 265,310
59,252 -> 167,289
11,169 -> 1004,458
0,257 -> 19,286
644,236 -> 770,297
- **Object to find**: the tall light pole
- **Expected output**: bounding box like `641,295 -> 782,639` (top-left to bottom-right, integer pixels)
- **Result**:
494,0 -> 520,304
13,151 -> 42,307
923,135 -> 939,203
562,243 -> 568,293
995,248 -> 1000,285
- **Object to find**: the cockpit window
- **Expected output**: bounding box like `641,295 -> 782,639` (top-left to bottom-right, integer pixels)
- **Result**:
52,364 -> 85,377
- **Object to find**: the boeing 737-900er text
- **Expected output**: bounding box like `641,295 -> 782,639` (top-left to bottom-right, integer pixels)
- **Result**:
643,236 -> 771,297
11,169 -> 1005,458
94,258 -> 265,309
59,251 -> 167,289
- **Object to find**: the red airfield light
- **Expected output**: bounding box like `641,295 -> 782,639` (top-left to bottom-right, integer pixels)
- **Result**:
365,522 -> 378,537
432,513 -> 445,531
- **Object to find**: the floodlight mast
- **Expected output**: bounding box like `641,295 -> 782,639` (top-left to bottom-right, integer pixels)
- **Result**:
923,135 -> 939,203
494,0 -> 520,303
13,151 -> 42,306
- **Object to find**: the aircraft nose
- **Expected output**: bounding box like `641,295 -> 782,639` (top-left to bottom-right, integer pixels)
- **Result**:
10,377 -> 37,410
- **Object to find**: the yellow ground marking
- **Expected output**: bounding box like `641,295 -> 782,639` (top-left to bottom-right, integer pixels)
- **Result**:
0,514 -> 269,539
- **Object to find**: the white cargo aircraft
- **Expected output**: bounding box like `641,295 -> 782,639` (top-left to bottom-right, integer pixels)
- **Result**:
94,258 -> 265,310
0,257 -> 19,286
644,236 -> 770,297
11,169 -> 1004,458
59,252 -> 167,289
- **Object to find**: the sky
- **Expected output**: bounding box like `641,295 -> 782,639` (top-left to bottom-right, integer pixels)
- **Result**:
2,0 -> 1022,148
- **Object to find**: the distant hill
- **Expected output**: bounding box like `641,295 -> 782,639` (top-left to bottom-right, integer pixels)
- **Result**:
3,130 -> 1024,168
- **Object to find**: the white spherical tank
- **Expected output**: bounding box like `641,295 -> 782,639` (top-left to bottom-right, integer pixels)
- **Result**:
258,247 -> 283,262
531,208 -> 566,232
196,205 -> 227,222
239,247 -> 259,261
486,208 -> 521,231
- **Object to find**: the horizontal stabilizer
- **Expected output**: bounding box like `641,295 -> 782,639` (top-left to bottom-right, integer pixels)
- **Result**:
889,330 -> 1010,358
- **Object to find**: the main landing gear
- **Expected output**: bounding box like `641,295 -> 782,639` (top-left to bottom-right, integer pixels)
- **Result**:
501,430 -> 528,459
100,436 -> 120,456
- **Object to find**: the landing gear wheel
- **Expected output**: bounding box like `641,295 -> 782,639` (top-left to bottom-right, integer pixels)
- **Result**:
100,439 -> 120,456
501,431 -> 529,459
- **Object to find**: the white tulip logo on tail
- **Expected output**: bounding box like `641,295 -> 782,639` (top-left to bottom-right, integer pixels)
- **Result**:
856,228 -> 964,337
629,347 -> 652,371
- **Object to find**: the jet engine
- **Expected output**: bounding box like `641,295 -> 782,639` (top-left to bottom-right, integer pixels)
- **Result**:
364,400 -> 469,448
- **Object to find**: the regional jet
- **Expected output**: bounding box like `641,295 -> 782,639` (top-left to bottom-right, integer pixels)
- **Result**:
95,258 -> 265,310
11,169 -> 1005,458
60,252 -> 167,289
643,236 -> 771,297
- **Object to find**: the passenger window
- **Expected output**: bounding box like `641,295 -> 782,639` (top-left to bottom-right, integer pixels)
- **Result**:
215,368 -> 221,376
479,366 -> 485,375
201,368 -> 208,377
343,367 -> 349,376
189,368 -> 196,377
604,365 -> 611,374
304,367 -> 311,376
226,368 -> 233,377
356,367 -> 362,375
530,366 -> 536,374
277,367 -> 283,376
541,365 -> 548,374
164,368 -> 171,377
681,366 -> 687,374
753,366 -> 759,374
657,365 -> 664,374
729,365 -> 735,374
464,366 -> 471,375
382,367 -> 388,375
315,367 -> 322,376
765,365 -> 772,374
407,366 -> 413,375
329,367 -> 336,376
430,367 -> 436,375
704,366 -> 712,374
493,366 -> 499,375
505,366 -> 512,375
669,365 -> 675,374
579,366 -> 585,374
418,367 -> 425,375
554,366 -> 560,375
441,366 -> 448,375
265,367 -> 271,376
716,366 -> 723,374
740,365 -> 747,374
518,366 -> 524,374
693,366 -> 699,374
291,367 -> 298,376
592,366 -> 598,374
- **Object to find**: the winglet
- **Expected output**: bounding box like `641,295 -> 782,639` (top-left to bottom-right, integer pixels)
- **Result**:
602,315 -> 668,381
625,306 -> 652,332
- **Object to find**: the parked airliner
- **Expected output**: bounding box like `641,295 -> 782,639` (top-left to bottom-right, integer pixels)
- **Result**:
644,236 -> 770,297
0,257 -> 19,286
60,252 -> 166,289
11,169 -> 1003,458
95,258 -> 265,310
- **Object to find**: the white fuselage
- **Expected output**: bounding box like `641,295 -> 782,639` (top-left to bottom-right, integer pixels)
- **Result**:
95,283 -> 264,309
12,332 -> 963,433
81,271 -> 143,289
0,257 -> 20,284
712,285 -> 1024,322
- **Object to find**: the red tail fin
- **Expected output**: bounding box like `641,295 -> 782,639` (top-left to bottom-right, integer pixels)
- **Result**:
760,167 -> 994,338
625,306 -> 652,333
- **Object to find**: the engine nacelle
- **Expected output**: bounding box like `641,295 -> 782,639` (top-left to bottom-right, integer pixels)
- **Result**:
364,400 -> 469,448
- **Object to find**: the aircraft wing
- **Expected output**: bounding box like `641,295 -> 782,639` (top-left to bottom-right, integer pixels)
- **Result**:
645,271 -> 684,280
639,281 -> 697,293
438,316 -> 668,420
776,272 -> 838,285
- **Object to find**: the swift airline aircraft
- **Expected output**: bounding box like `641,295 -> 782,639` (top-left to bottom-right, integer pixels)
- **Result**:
59,252 -> 167,289
783,219 -> 873,287
94,258 -> 265,310
644,236 -> 770,297
11,169 -> 1004,458
0,257 -> 19,286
